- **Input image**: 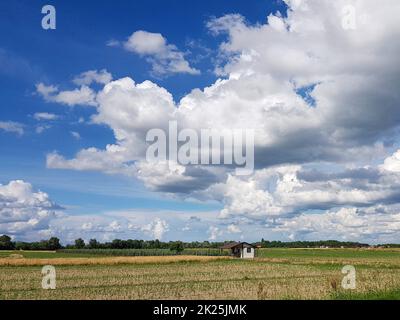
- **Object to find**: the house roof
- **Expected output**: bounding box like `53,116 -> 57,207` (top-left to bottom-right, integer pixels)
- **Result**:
220,242 -> 255,249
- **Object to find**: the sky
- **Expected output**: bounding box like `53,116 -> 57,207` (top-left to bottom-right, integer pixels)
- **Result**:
1,0 -> 400,244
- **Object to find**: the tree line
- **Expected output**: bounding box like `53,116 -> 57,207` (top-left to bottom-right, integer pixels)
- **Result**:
259,239 -> 370,248
1,234 -> 392,251
0,235 -> 229,251
0,235 -> 62,250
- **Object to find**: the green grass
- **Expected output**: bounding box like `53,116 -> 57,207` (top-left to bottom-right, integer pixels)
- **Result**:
2,247 -> 399,260
256,248 -> 400,260
0,250 -> 106,259
333,288 -> 400,300
57,248 -> 229,257
0,248 -> 228,259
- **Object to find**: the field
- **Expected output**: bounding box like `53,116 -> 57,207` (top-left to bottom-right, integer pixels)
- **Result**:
0,248 -> 399,300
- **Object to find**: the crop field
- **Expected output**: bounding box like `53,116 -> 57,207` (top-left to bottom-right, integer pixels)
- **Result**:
0,248 -> 399,300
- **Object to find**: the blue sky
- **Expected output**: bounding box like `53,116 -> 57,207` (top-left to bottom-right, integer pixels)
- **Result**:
1,0 -> 400,244
0,0 -> 284,203
1,0 -> 287,242
1,0 -> 283,211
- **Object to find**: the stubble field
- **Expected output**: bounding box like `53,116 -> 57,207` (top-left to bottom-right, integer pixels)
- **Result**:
0,248 -> 399,300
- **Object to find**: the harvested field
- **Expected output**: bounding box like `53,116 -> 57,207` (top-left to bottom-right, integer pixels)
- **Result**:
0,255 -> 229,266
1,249 -> 400,299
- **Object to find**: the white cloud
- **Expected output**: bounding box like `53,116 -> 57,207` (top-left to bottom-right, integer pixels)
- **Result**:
46,147 -> 137,177
81,222 -> 93,231
36,70 -> 113,107
53,85 -> 96,106
381,150 -> 400,173
46,77 -> 176,175
214,155 -> 400,219
70,131 -> 81,140
0,179 -> 398,243
33,112 -> 59,121
36,125 -> 51,134
46,0 -> 400,185
35,1 -> 400,242
72,69 -> 112,86
36,82 -> 57,96
227,224 -> 241,233
207,14 -> 246,36
141,218 -> 169,240
123,30 -> 200,76
0,121 -> 24,136
36,83 -> 97,107
36,83 -> 96,107
108,220 -> 121,232
124,31 -> 167,55
208,226 -> 222,240
48,209 -> 217,243
106,39 -> 120,47
0,180 -> 60,240
274,207 -> 400,243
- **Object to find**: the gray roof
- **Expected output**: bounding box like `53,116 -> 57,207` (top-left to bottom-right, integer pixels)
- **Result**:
220,242 -> 255,249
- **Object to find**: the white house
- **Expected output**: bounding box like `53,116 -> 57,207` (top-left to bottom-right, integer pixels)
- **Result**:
220,242 -> 256,259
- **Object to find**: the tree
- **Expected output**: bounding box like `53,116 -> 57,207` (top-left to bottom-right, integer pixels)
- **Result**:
111,239 -> 124,249
170,241 -> 184,253
88,239 -> 99,249
15,242 -> 30,250
74,238 -> 85,249
0,235 -> 14,250
47,237 -> 62,250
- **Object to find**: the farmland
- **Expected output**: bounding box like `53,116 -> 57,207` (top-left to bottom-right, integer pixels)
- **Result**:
0,248 -> 399,300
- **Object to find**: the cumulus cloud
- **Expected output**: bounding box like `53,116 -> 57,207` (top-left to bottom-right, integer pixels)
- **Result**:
123,30 -> 200,76
208,226 -> 222,240
48,209 -> 218,243
0,180 -> 61,240
210,153 -> 400,221
42,1 -> 400,183
72,69 -> 112,86
36,83 -> 97,107
0,121 -> 24,136
381,150 -> 400,173
274,206 -> 400,243
35,1 -> 400,242
0,181 -> 199,242
46,147 -> 137,177
141,218 -> 169,240
227,224 -> 241,233
1,179 -> 399,243
35,70 -> 112,107
136,161 -> 221,193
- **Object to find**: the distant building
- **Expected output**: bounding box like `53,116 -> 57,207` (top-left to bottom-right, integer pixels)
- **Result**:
220,242 -> 255,259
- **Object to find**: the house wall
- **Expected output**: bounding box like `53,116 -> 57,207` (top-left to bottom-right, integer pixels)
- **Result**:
232,247 -> 241,258
240,247 -> 255,259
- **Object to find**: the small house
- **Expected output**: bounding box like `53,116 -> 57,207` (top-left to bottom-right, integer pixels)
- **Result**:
220,242 -> 255,259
